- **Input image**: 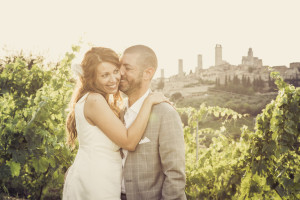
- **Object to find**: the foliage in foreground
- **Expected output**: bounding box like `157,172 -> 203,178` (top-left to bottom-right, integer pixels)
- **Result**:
0,47 -> 80,199
182,72 -> 299,199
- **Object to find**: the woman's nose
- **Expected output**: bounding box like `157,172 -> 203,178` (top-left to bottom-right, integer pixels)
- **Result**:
109,75 -> 116,83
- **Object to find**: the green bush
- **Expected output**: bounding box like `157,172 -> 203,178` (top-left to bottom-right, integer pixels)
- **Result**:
0,47 -> 79,199
182,72 -> 300,199
239,72 -> 300,199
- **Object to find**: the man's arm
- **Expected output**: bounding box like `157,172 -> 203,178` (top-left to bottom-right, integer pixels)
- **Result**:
158,104 -> 187,200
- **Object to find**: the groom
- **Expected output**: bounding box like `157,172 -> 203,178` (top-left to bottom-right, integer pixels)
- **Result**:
119,45 -> 186,200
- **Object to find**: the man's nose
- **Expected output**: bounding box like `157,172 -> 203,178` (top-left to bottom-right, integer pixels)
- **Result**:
120,65 -> 125,76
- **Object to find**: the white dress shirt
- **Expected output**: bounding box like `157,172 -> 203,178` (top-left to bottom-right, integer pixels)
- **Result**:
121,89 -> 150,194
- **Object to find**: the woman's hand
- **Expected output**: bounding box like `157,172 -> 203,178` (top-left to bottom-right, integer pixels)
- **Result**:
146,92 -> 172,106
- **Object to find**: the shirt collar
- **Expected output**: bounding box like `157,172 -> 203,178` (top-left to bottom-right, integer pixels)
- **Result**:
127,89 -> 151,114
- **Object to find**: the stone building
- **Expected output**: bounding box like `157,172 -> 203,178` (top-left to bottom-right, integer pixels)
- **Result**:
290,62 -> 300,70
153,44 -> 299,95
241,48 -> 263,68
178,59 -> 184,77
195,54 -> 203,75
215,44 -> 222,66
161,69 -> 165,79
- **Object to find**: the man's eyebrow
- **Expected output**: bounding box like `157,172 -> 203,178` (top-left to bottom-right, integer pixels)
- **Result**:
123,64 -> 132,68
99,71 -> 109,75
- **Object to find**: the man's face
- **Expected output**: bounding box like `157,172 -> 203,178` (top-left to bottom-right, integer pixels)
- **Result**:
119,53 -> 143,95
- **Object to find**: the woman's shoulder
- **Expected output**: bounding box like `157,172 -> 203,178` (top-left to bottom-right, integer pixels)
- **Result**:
86,92 -> 105,101
85,93 -> 107,106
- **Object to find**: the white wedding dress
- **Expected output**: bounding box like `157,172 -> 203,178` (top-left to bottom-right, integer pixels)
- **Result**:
63,93 -> 122,200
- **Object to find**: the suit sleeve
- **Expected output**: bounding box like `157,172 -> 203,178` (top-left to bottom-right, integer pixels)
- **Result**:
158,104 -> 187,200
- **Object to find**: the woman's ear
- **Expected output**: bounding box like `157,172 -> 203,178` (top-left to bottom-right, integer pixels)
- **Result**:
143,67 -> 155,81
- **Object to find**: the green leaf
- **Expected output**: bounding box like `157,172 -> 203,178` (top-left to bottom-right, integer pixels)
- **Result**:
72,45 -> 81,52
49,157 -> 56,168
6,160 -> 21,177
32,157 -> 49,173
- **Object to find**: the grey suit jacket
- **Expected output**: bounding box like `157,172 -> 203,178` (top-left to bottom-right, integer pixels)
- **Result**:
123,102 -> 186,200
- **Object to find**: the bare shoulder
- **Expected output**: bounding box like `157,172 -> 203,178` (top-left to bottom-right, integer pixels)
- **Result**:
86,93 -> 105,101
85,93 -> 106,106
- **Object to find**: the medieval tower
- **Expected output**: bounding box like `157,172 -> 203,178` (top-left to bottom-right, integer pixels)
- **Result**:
215,44 -> 222,66
178,59 -> 184,77
195,54 -> 202,74
161,69 -> 165,79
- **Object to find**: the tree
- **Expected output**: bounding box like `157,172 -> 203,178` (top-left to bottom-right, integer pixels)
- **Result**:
242,75 -> 247,87
268,74 -> 276,91
215,77 -> 221,87
233,75 -> 240,85
247,77 -> 251,87
170,92 -> 183,102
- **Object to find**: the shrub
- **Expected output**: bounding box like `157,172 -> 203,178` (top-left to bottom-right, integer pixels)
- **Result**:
0,47 -> 79,199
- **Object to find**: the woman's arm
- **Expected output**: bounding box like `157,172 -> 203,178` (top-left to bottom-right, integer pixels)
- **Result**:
84,92 -> 166,151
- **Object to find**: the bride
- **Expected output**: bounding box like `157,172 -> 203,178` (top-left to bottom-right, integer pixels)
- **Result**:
62,47 -> 167,199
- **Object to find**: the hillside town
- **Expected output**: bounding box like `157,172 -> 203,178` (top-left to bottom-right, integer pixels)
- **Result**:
152,44 -> 300,97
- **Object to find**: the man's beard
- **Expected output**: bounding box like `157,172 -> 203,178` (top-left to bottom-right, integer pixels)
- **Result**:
120,78 -> 142,96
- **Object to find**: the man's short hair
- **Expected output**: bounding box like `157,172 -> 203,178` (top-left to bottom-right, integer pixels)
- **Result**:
124,45 -> 158,71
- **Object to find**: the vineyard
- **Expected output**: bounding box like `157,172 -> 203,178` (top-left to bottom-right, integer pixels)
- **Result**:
0,47 -> 299,199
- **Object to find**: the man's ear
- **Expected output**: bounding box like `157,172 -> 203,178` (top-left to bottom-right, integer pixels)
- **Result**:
143,67 -> 155,80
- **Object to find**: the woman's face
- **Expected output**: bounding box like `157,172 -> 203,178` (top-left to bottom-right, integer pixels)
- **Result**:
96,62 -> 120,94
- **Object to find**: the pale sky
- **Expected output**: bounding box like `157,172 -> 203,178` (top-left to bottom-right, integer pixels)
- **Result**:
1,0 -> 299,78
